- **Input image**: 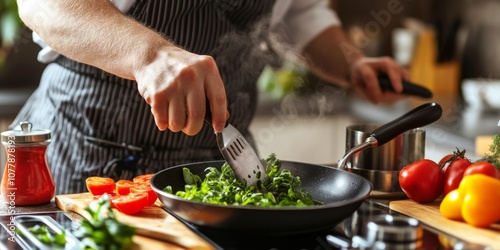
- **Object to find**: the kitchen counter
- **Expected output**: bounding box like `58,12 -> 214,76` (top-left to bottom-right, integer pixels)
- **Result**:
0,198 -> 60,215
0,197 -> 212,249
0,196 -> 490,249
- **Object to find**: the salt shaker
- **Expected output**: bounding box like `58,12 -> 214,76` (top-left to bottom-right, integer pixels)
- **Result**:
1,122 -> 55,206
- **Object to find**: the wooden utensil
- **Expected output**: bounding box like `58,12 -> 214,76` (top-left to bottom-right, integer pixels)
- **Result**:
55,193 -> 214,250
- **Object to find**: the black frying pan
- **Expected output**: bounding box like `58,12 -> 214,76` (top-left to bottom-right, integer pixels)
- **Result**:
151,160 -> 371,235
151,102 -> 442,235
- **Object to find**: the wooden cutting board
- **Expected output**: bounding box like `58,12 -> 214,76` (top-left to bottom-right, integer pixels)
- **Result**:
390,199 -> 500,249
475,135 -> 494,156
55,193 -> 214,250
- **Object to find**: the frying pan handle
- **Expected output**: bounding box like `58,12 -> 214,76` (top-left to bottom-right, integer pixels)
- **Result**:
378,74 -> 433,99
370,102 -> 442,146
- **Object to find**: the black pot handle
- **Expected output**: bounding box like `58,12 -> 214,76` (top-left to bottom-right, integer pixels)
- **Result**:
370,102 -> 442,146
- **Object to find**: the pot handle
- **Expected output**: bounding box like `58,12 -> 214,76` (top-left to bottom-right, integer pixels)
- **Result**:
338,102 -> 442,170
370,102 -> 442,146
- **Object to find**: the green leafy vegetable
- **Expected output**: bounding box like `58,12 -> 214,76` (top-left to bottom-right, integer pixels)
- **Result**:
17,224 -> 66,248
478,134 -> 500,170
165,153 -> 322,206
257,59 -> 307,99
73,195 -> 136,250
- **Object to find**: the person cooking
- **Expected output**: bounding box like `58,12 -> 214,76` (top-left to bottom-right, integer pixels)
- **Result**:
14,0 -> 409,194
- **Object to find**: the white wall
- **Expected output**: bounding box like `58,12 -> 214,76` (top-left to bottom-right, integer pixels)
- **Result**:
249,115 -> 356,165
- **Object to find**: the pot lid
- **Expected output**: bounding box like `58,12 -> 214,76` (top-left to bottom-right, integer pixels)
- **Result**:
1,121 -> 51,143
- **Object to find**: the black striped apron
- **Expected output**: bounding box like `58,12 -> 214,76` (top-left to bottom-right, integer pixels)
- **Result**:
13,0 -> 275,194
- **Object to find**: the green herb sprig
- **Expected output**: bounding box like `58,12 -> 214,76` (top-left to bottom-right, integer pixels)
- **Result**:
484,134 -> 500,170
73,195 -> 136,250
16,224 -> 66,249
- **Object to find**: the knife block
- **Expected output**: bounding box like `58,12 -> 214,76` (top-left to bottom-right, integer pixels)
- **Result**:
409,28 -> 460,97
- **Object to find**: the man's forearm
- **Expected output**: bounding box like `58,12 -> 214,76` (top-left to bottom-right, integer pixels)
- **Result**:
301,26 -> 364,88
17,0 -> 171,80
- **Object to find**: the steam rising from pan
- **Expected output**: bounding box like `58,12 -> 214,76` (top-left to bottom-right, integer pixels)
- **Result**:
211,16 -> 347,118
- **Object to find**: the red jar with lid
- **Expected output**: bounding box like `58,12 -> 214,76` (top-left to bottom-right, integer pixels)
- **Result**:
1,121 -> 55,206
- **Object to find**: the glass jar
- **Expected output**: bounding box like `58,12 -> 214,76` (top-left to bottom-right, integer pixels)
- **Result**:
1,122 -> 55,206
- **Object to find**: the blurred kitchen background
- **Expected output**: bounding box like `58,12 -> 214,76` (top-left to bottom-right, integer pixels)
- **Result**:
1,0 -> 500,166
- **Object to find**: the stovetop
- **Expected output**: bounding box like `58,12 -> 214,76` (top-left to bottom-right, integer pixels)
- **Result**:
188,200 -> 490,250
0,200 -> 491,250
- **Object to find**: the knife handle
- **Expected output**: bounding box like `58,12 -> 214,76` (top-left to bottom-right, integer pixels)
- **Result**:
378,74 -> 433,99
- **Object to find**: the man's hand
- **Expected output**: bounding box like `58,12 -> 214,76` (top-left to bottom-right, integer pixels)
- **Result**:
350,56 -> 410,104
135,47 -> 228,135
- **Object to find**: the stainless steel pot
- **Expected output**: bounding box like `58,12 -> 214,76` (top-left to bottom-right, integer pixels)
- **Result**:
344,125 -> 425,193
346,124 -> 426,171
337,102 -> 439,194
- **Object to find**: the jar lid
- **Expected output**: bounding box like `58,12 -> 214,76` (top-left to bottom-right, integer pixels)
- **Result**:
1,121 -> 51,143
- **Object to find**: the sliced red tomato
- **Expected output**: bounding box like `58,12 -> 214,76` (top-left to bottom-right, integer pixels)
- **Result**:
93,193 -> 118,208
115,180 -> 135,195
131,183 -> 158,207
86,177 -> 116,196
133,174 -> 154,185
111,193 -> 148,215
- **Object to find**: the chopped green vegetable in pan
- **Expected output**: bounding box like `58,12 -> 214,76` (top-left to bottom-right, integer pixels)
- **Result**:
165,153 -> 322,206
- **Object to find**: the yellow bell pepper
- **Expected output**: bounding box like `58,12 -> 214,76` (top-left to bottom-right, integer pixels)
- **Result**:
439,189 -> 463,220
440,174 -> 500,227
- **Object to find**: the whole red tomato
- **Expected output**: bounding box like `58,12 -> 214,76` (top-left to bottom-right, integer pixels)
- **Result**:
438,149 -> 466,171
399,159 -> 444,203
464,161 -> 500,179
443,158 -> 471,195
438,154 -> 456,170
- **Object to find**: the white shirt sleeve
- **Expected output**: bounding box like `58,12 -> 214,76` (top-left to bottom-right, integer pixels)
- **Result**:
271,0 -> 341,51
111,0 -> 136,13
34,0 -> 136,63
33,32 -> 61,63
